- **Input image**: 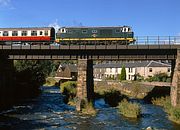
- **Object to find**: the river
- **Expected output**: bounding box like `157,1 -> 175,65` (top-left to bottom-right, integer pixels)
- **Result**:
0,86 -> 180,130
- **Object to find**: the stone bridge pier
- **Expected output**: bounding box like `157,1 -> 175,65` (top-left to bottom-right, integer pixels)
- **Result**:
76,59 -> 94,111
0,54 -> 14,110
171,49 -> 180,106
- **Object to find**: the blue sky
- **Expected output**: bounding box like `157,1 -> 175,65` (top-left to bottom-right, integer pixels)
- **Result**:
0,0 -> 180,36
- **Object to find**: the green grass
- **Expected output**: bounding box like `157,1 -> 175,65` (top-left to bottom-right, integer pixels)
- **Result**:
152,96 -> 180,124
118,99 -> 141,118
82,101 -> 97,116
44,77 -> 57,86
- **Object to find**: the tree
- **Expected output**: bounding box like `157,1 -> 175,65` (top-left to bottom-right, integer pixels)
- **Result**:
120,65 -> 126,81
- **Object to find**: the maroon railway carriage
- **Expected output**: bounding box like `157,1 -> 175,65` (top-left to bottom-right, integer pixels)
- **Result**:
0,27 -> 55,44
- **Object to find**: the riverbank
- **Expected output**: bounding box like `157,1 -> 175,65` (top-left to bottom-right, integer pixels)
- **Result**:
152,96 -> 180,124
0,86 -> 180,130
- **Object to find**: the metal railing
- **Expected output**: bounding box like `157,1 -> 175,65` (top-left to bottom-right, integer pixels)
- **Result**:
134,36 -> 180,45
0,36 -> 180,50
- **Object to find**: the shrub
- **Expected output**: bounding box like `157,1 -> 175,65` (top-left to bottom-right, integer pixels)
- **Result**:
104,89 -> 126,107
146,72 -> 170,82
82,101 -> 97,116
44,77 -> 57,86
60,81 -> 77,104
118,99 -> 141,118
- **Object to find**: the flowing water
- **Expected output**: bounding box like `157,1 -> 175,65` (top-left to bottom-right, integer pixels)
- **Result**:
0,86 -> 180,130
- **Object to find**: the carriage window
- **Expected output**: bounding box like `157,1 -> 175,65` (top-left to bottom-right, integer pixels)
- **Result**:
3,31 -> 8,36
92,30 -> 97,33
40,31 -> 43,35
45,31 -> 48,36
82,30 -> 87,34
22,31 -> 27,36
31,31 -> 37,36
12,31 -> 18,36
115,29 -> 120,33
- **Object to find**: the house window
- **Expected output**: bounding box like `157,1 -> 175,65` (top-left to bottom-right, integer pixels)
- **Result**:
168,68 -> 171,72
149,68 -> 152,72
129,68 -> 133,73
92,30 -> 97,33
82,30 -> 87,34
115,68 -> 118,73
12,31 -> 18,36
3,31 -> 8,36
22,31 -> 27,36
110,68 -> 112,73
31,31 -> 37,36
128,75 -> 131,80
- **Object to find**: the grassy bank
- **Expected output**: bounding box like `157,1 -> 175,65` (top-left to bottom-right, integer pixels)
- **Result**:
44,77 -> 57,86
60,81 -> 77,105
118,99 -> 141,118
152,96 -> 180,124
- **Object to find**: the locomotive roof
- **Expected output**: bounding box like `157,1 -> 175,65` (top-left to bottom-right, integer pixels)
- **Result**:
60,26 -> 132,29
0,27 -> 54,31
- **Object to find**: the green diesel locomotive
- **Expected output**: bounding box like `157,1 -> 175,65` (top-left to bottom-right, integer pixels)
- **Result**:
56,26 -> 135,45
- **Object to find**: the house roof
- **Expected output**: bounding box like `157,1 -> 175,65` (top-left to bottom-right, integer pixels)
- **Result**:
68,64 -> 78,72
58,64 -> 77,72
94,60 -> 171,68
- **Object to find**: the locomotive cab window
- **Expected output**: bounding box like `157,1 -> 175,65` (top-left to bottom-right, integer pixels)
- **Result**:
3,31 -> 8,36
60,28 -> 66,33
12,31 -> 18,36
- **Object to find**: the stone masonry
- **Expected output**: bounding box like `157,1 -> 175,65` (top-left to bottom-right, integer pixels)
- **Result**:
76,59 -> 94,111
171,49 -> 180,106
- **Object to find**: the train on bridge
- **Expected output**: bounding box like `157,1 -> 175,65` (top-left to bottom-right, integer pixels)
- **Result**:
0,26 -> 135,45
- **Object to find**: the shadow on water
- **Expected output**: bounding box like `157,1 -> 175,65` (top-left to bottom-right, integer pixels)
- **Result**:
143,86 -> 170,103
0,86 -> 180,130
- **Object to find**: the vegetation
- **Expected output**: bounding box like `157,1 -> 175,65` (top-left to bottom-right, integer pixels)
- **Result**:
118,99 -> 141,118
120,65 -> 126,81
152,96 -> 180,124
104,89 -> 127,107
44,77 -> 57,86
146,72 -> 171,82
13,60 -> 56,99
60,81 -> 77,104
82,101 -> 97,116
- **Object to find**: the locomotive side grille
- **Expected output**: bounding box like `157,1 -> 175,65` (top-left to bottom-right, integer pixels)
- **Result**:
100,29 -> 112,37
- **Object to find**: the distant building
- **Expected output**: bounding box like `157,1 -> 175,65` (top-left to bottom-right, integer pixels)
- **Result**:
55,64 -> 78,80
94,60 -> 171,81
